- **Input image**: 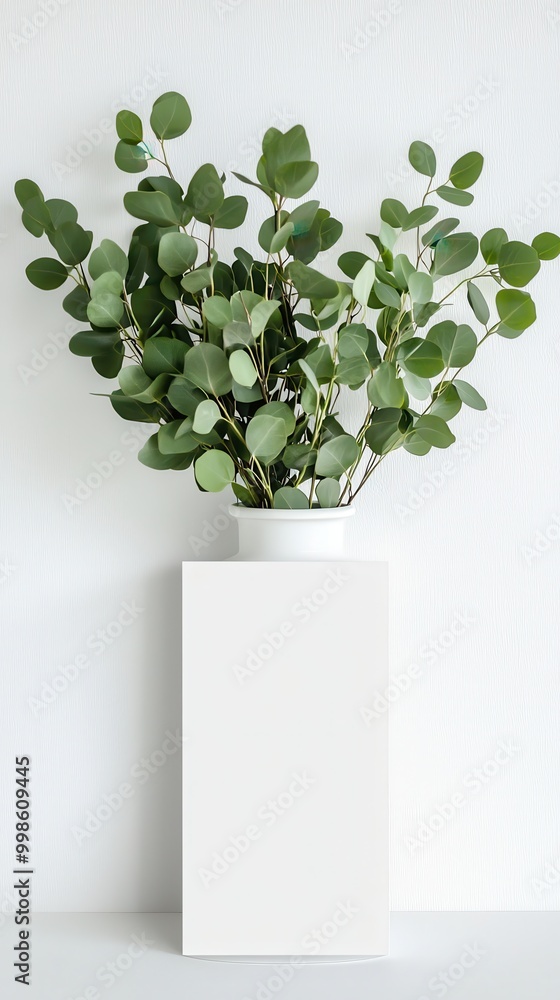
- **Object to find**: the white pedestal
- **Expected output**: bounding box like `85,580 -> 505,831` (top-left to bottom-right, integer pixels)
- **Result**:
182,561 -> 388,959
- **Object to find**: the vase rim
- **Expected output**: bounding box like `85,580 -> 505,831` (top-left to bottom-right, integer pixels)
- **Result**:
228,503 -> 355,521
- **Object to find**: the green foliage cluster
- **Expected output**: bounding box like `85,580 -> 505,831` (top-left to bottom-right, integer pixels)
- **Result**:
17,93 -> 560,507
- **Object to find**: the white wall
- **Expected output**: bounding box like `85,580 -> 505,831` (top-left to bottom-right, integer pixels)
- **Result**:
1,0 -> 559,914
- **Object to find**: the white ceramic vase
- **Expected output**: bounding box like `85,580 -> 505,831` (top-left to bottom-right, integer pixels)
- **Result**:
228,504 -> 355,561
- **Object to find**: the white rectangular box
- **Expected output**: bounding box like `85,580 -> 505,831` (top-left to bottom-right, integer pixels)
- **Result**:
182,561 -> 388,958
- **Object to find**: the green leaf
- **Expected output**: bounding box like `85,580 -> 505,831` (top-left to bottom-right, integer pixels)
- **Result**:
274,161 -> 318,199
157,232 -> 197,276
86,292 -> 124,329
194,449 -> 234,491
45,198 -> 78,228
338,323 -> 369,360
116,109 -> 143,144
403,372 -> 432,400
373,280 -> 401,309
433,233 -> 478,276
408,141 -> 436,177
167,376 -> 205,416
336,355 -> 370,386
185,163 -> 224,220
202,295 -> 232,329
255,401 -> 296,436
250,298 -> 281,337
286,260 -> 338,299
229,350 -> 258,387
91,271 -> 123,297
315,478 -> 340,508
338,251 -> 372,280
532,232 -> 560,261
92,342 -> 124,379
408,271 -> 433,304
498,241 -> 540,287
397,338 -> 445,377
449,152 -> 484,189
183,343 -> 232,396
393,253 -> 416,288
367,362 -> 407,407
119,366 -> 152,397
109,390 -> 160,423
53,222 -> 92,265
124,190 -> 178,227
114,140 -> 149,173
246,414 -> 287,463
282,443 -> 317,471
89,239 -> 128,279
495,289 -> 536,331
69,329 -> 120,357
353,260 -> 376,307
192,399 -> 220,435
436,186 -> 474,206
402,205 -> 439,231
143,337 -> 188,376
422,218 -> 460,247
21,196 -> 51,234
273,487 -> 309,509
138,434 -> 189,470
467,282 -> 490,325
414,414 -> 455,448
269,221 -> 295,254
380,198 -> 408,228
426,320 -> 477,366
25,257 -> 68,290
315,435 -> 359,477
213,195 -> 248,229
430,383 -> 462,421
480,228 -> 508,264
158,420 -> 198,455
63,285 -> 89,321
150,91 -> 192,140
365,408 -> 407,455
15,178 -> 43,209
454,379 -> 487,410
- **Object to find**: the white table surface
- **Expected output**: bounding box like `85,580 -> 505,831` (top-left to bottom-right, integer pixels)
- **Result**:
1,912 -> 558,999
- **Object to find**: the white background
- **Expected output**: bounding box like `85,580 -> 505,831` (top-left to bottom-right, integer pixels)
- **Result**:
1,0 -> 559,916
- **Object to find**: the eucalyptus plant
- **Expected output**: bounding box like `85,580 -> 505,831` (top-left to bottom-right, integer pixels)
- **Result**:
16,91 -> 560,508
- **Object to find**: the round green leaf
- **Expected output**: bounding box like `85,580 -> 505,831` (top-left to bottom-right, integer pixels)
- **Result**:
408,271 -> 433,304
91,271 -> 123,297
69,329 -> 120,357
373,280 -> 401,309
397,338 -> 445,377
430,384 -> 462,421
315,478 -> 340,508
143,337 -> 188,377
315,434 -> 359,477
454,379 -> 486,410
53,222 -> 92,265
45,198 -> 78,228
192,399 -> 221,435
414,414 -> 455,448
89,239 -> 128,280
25,257 -> 68,290
15,178 -> 43,209
421,218 -> 460,247
213,196 -> 248,230
365,408 -> 407,455
354,260 -> 377,307
367,362 -> 407,408
86,292 -> 124,329
116,109 -> 143,144
183,343 -> 232,396
498,241 -> 540,287
436,186 -> 474,206
480,228 -> 508,265
336,355 -> 370,386
202,295 -> 233,329
138,434 -> 189,470
229,350 -> 258,387
255,401 -> 296,436
449,151 -> 484,189
157,232 -> 198,276
150,92 -> 192,140
286,260 -> 339,299
408,141 -> 436,177
532,232 -> 560,261
273,487 -> 309,509
124,190 -> 178,227
282,443 -> 317,472
402,205 -> 439,231
194,450 -> 234,492
114,140 -> 149,173
246,414 -> 287,463
380,198 -> 408,228
185,163 -> 224,220
338,323 -> 369,360
433,233 -> 478,276
495,289 -> 536,331
426,321 -> 477,367
467,282 -> 490,325
274,161 -> 319,199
